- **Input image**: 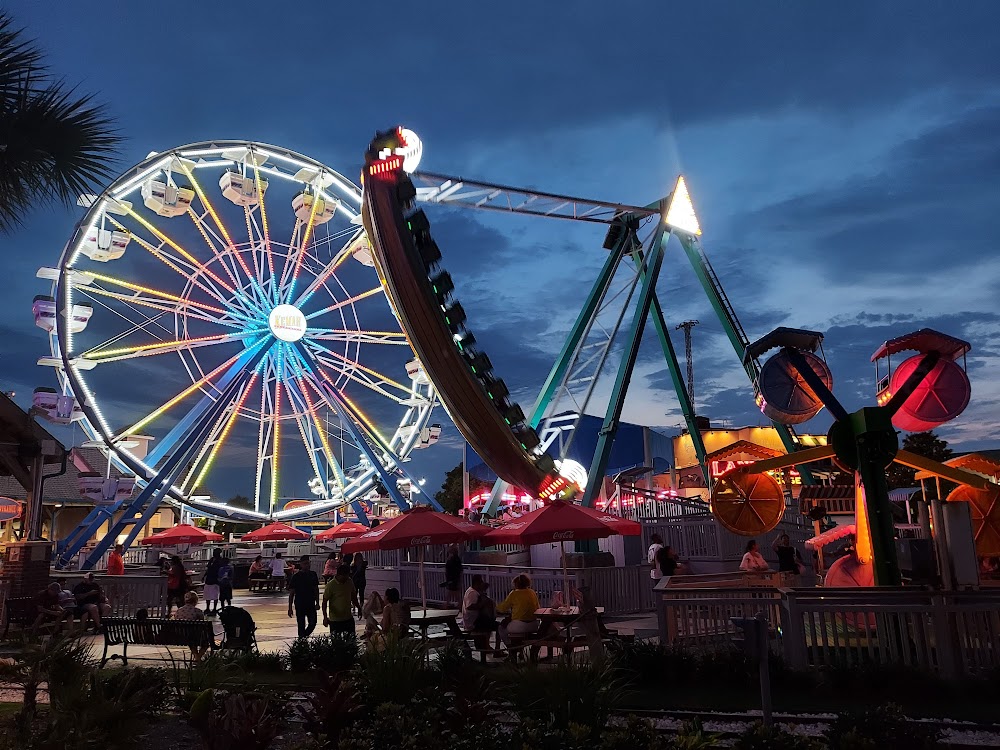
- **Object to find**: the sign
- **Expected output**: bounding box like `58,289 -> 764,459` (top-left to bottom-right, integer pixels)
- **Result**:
0,498 -> 22,522
268,304 -> 307,343
711,460 -> 801,485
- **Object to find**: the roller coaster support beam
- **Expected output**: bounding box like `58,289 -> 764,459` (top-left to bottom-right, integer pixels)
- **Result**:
482,221 -> 638,517
675,234 -> 816,485
582,219 -> 668,507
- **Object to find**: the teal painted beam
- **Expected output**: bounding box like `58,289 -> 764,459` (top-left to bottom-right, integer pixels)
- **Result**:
582,223 -> 667,507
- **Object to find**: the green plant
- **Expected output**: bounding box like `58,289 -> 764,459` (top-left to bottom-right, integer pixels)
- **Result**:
355,635 -> 429,704
286,633 -> 359,673
598,715 -> 671,750
164,651 -> 246,710
673,717 -> 725,749
734,722 -> 821,750
297,671 -> 363,749
825,703 -> 939,750
36,668 -> 165,750
215,649 -> 285,673
203,693 -> 280,750
498,660 -> 630,731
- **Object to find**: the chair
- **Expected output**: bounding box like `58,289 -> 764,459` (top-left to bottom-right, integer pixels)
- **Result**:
219,606 -> 258,654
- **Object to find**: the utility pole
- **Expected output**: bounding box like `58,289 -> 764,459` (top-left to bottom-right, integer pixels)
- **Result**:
676,320 -> 699,411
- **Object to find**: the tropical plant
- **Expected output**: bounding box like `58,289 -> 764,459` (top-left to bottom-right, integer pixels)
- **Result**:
825,703 -> 940,750
286,633 -> 359,673
0,11 -> 120,232
355,635 -> 428,704
597,715 -> 672,750
297,671 -> 363,749
734,722 -> 821,750
672,717 -> 725,749
498,660 -> 630,731
203,693 -> 280,750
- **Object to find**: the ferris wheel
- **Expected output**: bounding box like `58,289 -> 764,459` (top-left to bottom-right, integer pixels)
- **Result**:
36,141 -> 440,557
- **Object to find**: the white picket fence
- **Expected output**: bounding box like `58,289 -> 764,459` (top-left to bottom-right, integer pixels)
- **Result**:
59,574 -> 168,617
655,585 -> 1000,679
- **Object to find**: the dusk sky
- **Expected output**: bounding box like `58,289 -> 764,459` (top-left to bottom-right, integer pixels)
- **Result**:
4,2 -> 999,503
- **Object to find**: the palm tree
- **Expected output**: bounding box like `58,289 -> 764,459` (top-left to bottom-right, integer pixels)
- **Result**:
0,11 -> 120,233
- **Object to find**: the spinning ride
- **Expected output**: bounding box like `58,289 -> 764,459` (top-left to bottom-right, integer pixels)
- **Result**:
37,142 -> 440,569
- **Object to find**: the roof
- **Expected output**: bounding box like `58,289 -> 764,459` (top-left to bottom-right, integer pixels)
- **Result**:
745,327 -> 824,362
0,391 -> 66,471
0,446 -> 124,503
914,452 -> 1000,481
870,328 -> 971,362
704,440 -> 783,463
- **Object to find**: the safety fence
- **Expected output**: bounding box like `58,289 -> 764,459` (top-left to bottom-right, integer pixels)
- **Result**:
60,574 -> 168,617
655,585 -> 1000,679
397,563 -> 653,615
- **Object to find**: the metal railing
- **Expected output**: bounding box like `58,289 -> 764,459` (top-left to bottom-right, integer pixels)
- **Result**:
60,574 -> 168,617
396,562 -> 652,615
655,585 -> 1000,679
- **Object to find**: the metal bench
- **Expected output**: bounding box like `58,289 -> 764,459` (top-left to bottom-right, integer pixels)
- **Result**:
100,616 -> 217,666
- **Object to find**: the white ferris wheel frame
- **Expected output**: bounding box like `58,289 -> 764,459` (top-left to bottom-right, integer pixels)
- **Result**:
47,140 -> 437,522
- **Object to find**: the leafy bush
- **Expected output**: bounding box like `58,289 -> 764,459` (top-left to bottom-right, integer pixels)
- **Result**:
203,693 -> 280,750
497,660 -> 630,731
598,715 -> 672,750
297,671 -> 363,749
338,700 -> 508,750
825,703 -> 940,750
35,669 -> 165,750
287,633 -> 359,673
355,635 -> 428,704
734,722 -> 822,750
607,639 -> 699,686
215,649 -> 286,673
672,717 -> 724,749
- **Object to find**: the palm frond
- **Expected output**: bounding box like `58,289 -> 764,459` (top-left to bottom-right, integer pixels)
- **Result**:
0,11 -> 47,101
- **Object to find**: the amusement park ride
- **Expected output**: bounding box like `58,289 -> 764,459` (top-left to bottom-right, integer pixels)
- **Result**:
29,126 -> 999,579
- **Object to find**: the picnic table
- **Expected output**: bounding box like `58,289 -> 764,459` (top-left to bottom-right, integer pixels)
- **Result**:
407,609 -> 465,642
530,606 -> 606,659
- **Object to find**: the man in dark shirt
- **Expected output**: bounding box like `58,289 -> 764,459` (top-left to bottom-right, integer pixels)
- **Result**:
34,582 -> 71,632
73,572 -> 105,631
287,555 -> 320,638
656,545 -> 679,578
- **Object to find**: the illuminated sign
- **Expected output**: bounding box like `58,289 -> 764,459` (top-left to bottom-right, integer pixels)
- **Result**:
268,304 -> 306,343
711,460 -> 801,484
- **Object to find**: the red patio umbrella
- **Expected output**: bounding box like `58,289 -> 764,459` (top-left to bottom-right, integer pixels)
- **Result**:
341,506 -> 490,611
314,521 -> 369,541
242,522 -> 310,542
140,523 -> 223,545
484,500 -> 636,602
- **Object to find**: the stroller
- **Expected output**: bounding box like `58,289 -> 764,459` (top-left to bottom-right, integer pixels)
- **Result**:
218,606 -> 258,654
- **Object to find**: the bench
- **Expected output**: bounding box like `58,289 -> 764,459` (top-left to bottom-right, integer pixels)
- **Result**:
101,616 -> 217,666
2,596 -> 88,639
247,575 -> 282,593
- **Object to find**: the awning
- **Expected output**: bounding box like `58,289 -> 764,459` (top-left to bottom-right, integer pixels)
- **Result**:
805,524 -> 856,550
889,488 -> 921,503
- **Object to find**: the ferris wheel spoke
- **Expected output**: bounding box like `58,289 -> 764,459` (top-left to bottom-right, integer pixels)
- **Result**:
81,329 -> 265,364
108,215 -> 241,314
177,161 -> 257,285
253,357 -> 275,515
291,238 -> 357,308
114,346 -> 255,440
304,286 -> 386,321
306,328 -> 409,345
300,372 -> 393,468
184,372 -> 259,494
77,292 -> 174,343
81,285 -> 245,329
124,209 -> 238,298
269,347 -> 285,513
301,349 -> 410,405
281,371 -> 329,494
247,148 -> 277,306
302,339 -> 414,398
282,189 -> 322,301
288,374 -> 349,499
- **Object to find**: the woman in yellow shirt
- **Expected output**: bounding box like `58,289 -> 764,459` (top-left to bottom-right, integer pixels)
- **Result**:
496,573 -> 539,645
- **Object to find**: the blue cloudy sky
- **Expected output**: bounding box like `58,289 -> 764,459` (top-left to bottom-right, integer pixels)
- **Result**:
4,2 -> 999,500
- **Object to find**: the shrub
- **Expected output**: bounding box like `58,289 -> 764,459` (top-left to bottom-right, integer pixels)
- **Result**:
673,717 -> 724,749
497,660 -> 630,731
297,671 -> 363,749
825,703 -> 940,750
203,693 -> 280,750
599,715 -> 671,750
734,722 -> 822,750
355,635 -> 428,704
286,633 -> 359,673
607,639 -> 699,686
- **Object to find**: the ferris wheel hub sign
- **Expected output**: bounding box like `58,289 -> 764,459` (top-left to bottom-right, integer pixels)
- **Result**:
268,304 -> 307,342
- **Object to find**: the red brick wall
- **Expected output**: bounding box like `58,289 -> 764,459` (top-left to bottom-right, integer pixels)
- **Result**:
5,542 -> 53,598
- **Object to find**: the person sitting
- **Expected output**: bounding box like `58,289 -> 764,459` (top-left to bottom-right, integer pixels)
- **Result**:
173,590 -> 210,662
656,544 -> 680,578
462,575 -> 500,654
379,587 -> 411,640
740,540 -> 770,573
496,574 -> 539,648
249,555 -> 267,589
361,590 -> 386,639
33,582 -> 72,633
55,577 -> 88,632
73,572 -> 106,632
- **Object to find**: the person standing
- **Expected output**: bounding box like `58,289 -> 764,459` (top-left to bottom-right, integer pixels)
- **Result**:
740,540 -> 770,572
322,551 -> 338,582
351,552 -> 368,617
217,555 -> 234,609
107,544 -> 125,575
322,564 -> 360,636
444,546 -> 463,608
270,552 -> 289,589
166,556 -> 188,616
656,544 -> 679,578
647,534 -> 664,582
287,555 -> 321,638
203,549 -> 223,616
773,534 -> 803,582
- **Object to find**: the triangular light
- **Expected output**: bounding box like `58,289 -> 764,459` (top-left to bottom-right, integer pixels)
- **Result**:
664,175 -> 701,236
